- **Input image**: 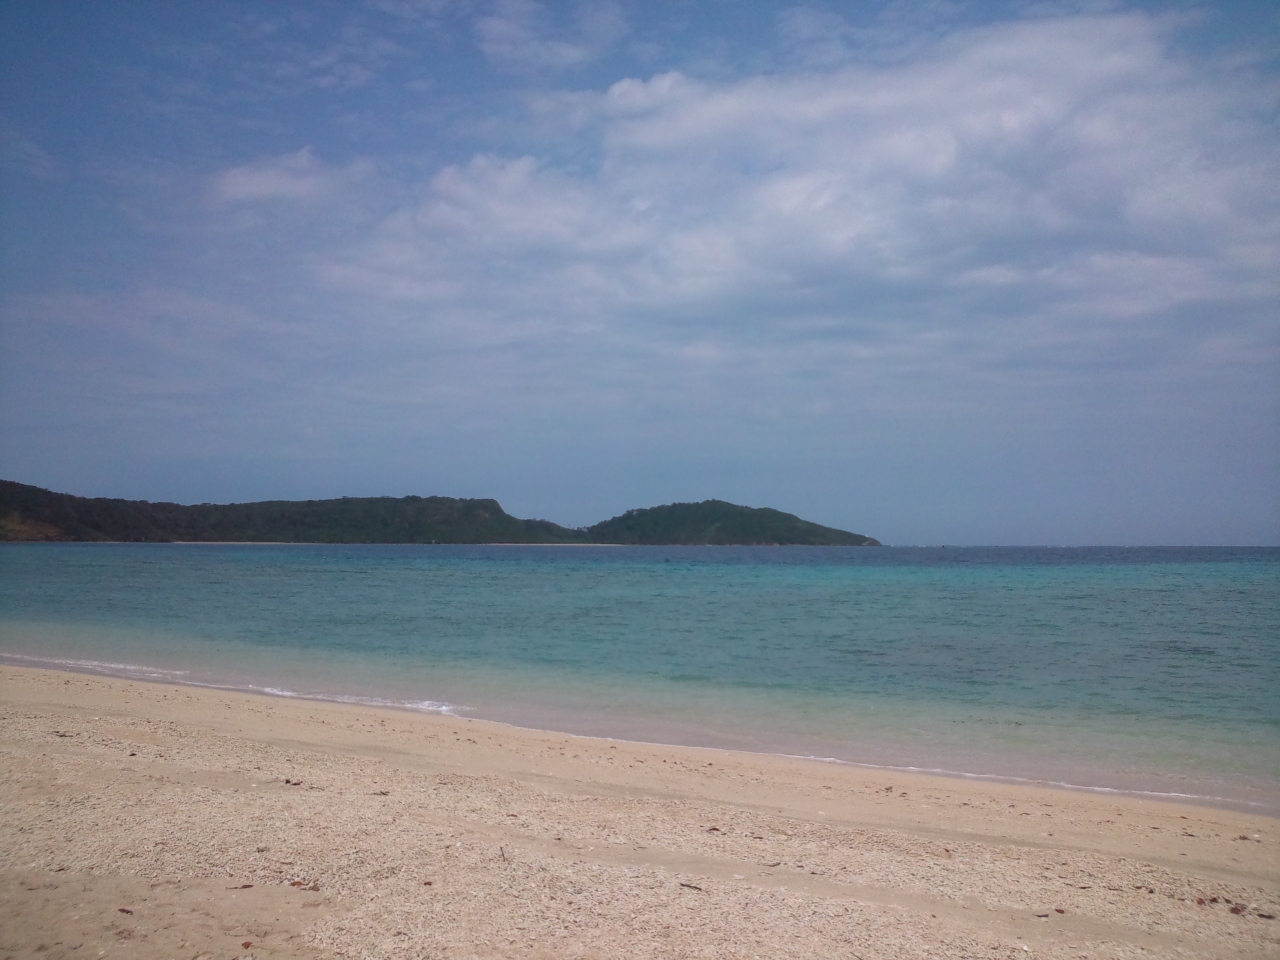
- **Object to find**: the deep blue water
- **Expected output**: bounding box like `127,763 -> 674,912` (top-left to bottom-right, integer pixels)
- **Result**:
2,544 -> 1277,810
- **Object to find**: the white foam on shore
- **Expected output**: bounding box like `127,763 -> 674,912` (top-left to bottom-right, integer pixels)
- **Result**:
253,685 -> 461,715
496,723 -> 1277,814
779,752 -> 1269,809
0,651 -> 463,716
0,651 -> 192,681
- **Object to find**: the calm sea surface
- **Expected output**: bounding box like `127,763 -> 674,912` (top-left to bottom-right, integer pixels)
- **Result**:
2,544 -> 1277,812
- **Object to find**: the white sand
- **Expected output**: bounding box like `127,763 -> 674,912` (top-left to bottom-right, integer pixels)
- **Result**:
2,665 -> 1277,959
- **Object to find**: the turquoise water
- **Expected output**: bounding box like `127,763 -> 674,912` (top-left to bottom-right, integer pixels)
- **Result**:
2,544 -> 1277,812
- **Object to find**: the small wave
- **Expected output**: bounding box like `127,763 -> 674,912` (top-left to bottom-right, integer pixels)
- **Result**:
781,753 -> 1268,808
255,685 -> 460,715
0,651 -> 191,681
0,652 -> 463,717
154,679 -> 464,717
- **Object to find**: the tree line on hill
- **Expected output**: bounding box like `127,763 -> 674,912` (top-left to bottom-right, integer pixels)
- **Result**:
0,479 -> 880,546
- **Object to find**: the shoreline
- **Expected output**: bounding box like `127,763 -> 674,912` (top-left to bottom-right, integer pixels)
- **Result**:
3,650 -> 1275,818
3,663 -> 1278,959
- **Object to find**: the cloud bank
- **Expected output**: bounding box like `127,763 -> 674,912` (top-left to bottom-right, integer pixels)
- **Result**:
326,13 -> 1276,399
1,4 -> 1276,543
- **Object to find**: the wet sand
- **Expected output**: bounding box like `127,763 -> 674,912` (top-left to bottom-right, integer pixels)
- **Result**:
2,664 -> 1277,959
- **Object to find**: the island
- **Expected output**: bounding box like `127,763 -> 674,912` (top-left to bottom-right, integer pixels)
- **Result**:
0,479 -> 879,546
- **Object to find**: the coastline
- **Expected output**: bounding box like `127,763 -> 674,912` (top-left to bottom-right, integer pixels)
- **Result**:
3,647 -> 1276,818
3,664 -> 1277,959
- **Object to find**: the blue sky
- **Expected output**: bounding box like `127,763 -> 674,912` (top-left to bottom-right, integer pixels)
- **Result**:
1,1 -> 1277,544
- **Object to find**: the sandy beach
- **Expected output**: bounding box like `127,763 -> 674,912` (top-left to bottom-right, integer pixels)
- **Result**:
2,665 -> 1276,960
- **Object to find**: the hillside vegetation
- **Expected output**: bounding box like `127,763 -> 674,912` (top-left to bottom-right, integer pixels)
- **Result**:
0,481 -> 879,546
0,480 -> 575,544
585,500 -> 879,546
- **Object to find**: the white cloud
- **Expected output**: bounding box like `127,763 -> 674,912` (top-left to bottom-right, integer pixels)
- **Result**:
213,147 -> 371,203
779,0 -> 974,67
475,0 -> 627,71
1,127 -> 59,180
369,0 -> 461,21
778,6 -> 862,66
325,10 -> 1277,399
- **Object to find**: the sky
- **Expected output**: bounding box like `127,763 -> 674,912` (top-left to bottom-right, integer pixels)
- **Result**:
1,1 -> 1277,545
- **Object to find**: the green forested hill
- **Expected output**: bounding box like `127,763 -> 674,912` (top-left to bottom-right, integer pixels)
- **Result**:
0,480 -> 578,544
0,481 -> 879,546
585,500 -> 879,546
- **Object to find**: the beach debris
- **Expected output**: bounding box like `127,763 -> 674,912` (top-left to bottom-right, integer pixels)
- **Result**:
284,778 -> 302,786
227,884 -> 254,889
1230,905 -> 1245,914
289,880 -> 305,887
423,880 -> 433,886
679,882 -> 703,891
1033,913 -> 1050,918
241,941 -> 253,949
1257,913 -> 1275,919
1054,908 -> 1064,914
706,826 -> 721,833
374,789 -> 390,796
500,846 -> 506,861
117,908 -> 133,915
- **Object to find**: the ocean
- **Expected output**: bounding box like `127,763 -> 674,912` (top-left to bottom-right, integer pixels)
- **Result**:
2,543 -> 1277,813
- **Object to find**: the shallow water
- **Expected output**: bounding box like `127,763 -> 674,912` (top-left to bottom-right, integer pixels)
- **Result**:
2,543 -> 1277,812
